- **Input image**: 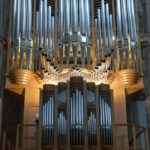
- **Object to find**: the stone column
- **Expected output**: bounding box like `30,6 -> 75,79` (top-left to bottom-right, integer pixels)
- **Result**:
22,87 -> 41,150
111,80 -> 129,150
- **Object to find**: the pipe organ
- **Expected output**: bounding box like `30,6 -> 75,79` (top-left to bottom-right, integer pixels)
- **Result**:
7,0 -> 141,87
1,0 -> 146,149
41,78 -> 112,149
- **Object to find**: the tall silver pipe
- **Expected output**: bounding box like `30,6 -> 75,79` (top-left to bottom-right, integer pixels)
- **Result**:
42,103 -> 45,141
61,113 -> 64,141
79,91 -> 83,144
85,0 -> 90,36
73,92 -> 75,144
97,9 -> 103,59
109,14 -> 113,47
95,19 -> 99,62
43,0 -> 48,50
75,90 -> 77,144
51,16 -> 55,53
12,0 -> 18,64
48,100 -> 50,141
59,0 -> 64,41
101,0 -> 107,52
21,0 -> 26,39
48,6 -> 52,56
116,0 -> 122,40
52,97 -> 54,143
106,3 -> 111,52
27,0 -> 32,40
49,98 -> 51,143
80,0 -> 86,34
71,96 -> 73,144
12,0 -> 17,40
77,90 -> 79,144
121,0 -> 128,39
72,0 -> 78,33
36,11 -> 40,49
20,0 -> 27,68
130,0 -> 137,43
65,0 -> 70,34
16,0 -> 21,42
39,0 -> 43,48
26,0 -> 32,69
48,100 -> 51,142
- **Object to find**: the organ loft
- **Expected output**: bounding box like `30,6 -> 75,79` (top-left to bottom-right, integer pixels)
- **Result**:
0,0 -> 150,150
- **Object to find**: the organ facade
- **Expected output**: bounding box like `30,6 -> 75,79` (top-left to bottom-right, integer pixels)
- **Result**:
0,0 -> 150,150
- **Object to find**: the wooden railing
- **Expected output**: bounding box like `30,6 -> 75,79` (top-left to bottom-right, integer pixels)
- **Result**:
1,123 -> 149,150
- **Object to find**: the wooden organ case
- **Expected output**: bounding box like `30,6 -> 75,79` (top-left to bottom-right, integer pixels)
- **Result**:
41,77 -> 113,150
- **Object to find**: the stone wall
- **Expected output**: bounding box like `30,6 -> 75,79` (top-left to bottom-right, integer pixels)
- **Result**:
137,0 -> 150,147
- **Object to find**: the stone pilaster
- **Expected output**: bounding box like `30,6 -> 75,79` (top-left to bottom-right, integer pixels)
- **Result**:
110,80 -> 129,150
22,87 -> 41,150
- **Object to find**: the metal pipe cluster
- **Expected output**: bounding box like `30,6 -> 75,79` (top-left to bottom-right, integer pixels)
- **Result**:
70,89 -> 84,145
42,96 -> 54,145
41,83 -> 113,147
115,0 -> 139,70
8,0 -> 141,76
10,0 -> 33,70
88,112 -> 97,145
36,0 -> 54,56
35,0 -> 55,72
57,0 -> 93,62
99,90 -> 112,145
95,0 -> 114,64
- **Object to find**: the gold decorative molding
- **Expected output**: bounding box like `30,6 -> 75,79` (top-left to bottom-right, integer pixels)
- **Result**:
7,69 -> 43,90
9,69 -> 34,86
117,69 -> 139,87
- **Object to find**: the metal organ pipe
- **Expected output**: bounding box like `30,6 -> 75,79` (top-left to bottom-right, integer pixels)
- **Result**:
12,0 -> 17,64
21,0 -> 26,39
97,9 -> 103,60
121,0 -> 128,39
59,0 -> 64,41
47,6 -> 52,56
116,0 -> 122,41
85,0 -> 90,36
106,4 -> 111,53
39,0 -> 43,48
65,0 -> 70,34
71,0 -> 78,33
26,0 -> 32,69
101,0 -> 107,56
27,0 -> 32,40
80,0 -> 86,35
43,0 -> 48,50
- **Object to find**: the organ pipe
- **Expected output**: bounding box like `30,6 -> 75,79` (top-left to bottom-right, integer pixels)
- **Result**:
41,83 -> 113,148
116,0 -> 122,41
8,0 -> 141,81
